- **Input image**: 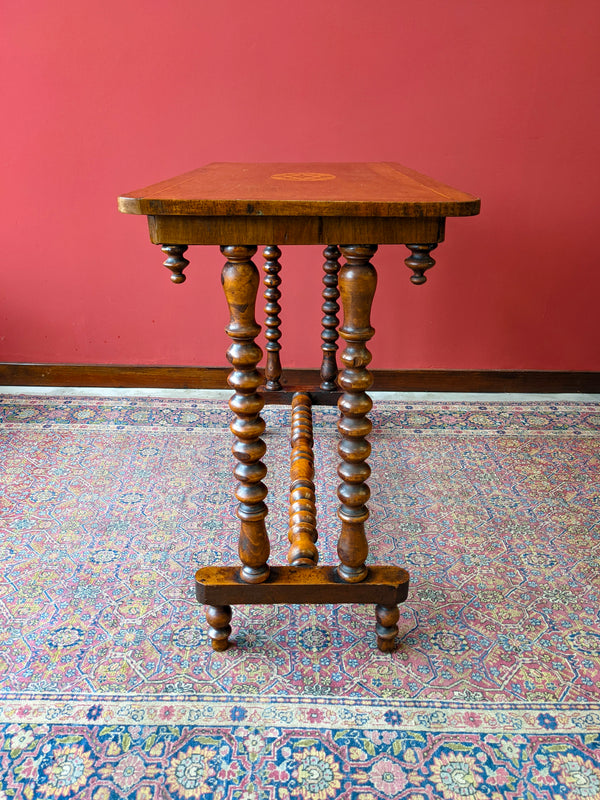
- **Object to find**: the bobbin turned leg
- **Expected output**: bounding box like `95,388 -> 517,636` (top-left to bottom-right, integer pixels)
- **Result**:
221,245 -> 270,585
263,245 -> 283,390
320,245 -> 341,391
206,605 -> 232,651
375,604 -> 399,652
336,245 -> 378,583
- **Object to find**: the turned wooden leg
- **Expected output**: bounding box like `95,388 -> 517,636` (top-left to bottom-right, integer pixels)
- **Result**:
375,604 -> 399,652
206,605 -> 232,651
288,393 -> 319,566
221,245 -> 270,584
161,244 -> 189,283
404,243 -> 438,285
320,245 -> 341,391
336,245 -> 378,583
263,245 -> 283,390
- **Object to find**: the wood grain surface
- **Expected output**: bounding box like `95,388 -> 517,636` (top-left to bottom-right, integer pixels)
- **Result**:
118,162 -> 480,217
195,565 -> 410,606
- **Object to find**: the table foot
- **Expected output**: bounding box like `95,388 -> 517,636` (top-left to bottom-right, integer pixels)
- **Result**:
375,603 -> 400,652
205,604 -> 232,651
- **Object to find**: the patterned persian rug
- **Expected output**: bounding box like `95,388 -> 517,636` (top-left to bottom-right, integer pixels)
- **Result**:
0,394 -> 599,799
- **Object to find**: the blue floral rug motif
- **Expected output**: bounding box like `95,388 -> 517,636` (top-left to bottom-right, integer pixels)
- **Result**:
0,395 -> 599,798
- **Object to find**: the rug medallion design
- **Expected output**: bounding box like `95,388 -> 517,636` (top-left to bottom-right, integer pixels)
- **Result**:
0,396 -> 599,798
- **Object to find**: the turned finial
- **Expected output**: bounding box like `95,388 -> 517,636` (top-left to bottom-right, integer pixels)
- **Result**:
404,243 -> 437,285
161,244 -> 190,283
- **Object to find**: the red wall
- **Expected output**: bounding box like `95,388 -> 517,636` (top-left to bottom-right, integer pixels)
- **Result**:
2,0 -> 599,371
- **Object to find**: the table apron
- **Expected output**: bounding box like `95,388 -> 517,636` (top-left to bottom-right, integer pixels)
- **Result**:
147,215 -> 446,246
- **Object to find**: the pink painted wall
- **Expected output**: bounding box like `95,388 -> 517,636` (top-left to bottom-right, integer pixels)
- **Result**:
2,0 -> 599,371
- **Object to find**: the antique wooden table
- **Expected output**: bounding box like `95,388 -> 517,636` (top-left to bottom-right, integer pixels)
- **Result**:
118,162 -> 479,652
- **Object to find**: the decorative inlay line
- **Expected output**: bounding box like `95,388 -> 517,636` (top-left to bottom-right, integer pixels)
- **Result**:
270,172 -> 336,182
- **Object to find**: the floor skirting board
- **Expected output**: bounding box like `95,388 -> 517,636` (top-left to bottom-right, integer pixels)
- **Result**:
0,363 -> 599,393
